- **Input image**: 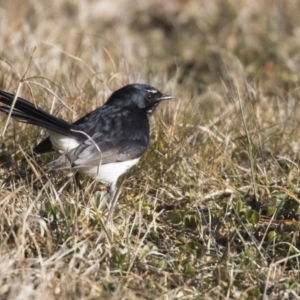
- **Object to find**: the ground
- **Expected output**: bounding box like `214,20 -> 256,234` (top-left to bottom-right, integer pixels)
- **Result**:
0,0 -> 300,299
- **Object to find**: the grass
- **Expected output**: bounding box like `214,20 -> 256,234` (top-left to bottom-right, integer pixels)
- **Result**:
1,0 -> 300,299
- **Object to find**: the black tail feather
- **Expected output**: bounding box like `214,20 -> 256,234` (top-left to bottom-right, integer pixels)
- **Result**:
0,91 -> 75,137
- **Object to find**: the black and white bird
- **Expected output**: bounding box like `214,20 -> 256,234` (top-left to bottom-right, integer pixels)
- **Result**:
0,84 -> 172,192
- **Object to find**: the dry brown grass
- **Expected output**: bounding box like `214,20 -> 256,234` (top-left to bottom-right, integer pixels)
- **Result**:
1,0 -> 300,299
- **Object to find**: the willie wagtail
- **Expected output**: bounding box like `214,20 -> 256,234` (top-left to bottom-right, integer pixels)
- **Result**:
0,84 -> 172,192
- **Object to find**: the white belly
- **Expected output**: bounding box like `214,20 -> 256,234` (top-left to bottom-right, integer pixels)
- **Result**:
80,158 -> 140,188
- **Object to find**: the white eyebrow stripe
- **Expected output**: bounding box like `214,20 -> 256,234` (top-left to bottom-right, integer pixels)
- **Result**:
146,89 -> 158,93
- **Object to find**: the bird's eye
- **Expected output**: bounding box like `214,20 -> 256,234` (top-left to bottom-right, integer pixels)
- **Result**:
145,89 -> 158,102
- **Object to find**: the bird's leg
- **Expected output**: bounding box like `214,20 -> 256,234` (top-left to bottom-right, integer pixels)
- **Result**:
105,179 -> 124,225
107,183 -> 114,196
74,172 -> 82,191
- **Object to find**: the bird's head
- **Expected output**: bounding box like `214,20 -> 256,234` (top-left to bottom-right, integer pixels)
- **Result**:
106,84 -> 172,116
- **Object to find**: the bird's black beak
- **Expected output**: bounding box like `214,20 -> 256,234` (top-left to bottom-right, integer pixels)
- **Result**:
158,94 -> 173,101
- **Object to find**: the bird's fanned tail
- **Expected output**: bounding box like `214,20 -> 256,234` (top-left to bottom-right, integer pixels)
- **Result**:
0,91 -> 75,137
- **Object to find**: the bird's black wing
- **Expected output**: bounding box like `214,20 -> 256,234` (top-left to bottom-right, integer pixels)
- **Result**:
44,106 -> 149,170
34,101 -> 130,153
34,104 -> 108,153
